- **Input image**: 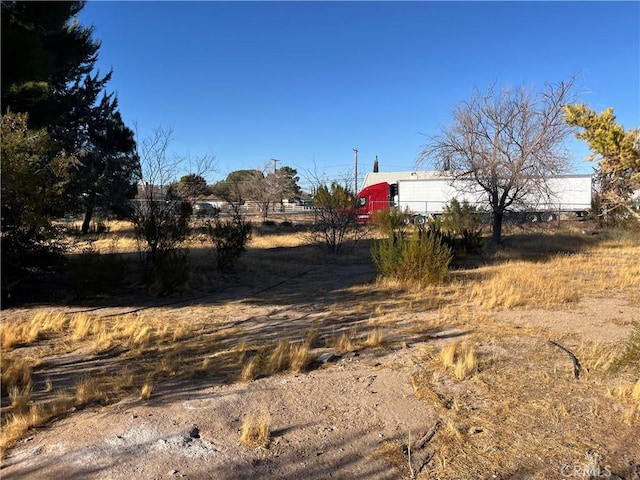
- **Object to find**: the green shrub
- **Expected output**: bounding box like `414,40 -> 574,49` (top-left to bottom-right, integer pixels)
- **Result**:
371,209 -> 409,236
438,200 -> 484,257
372,227 -> 452,286
205,214 -> 252,273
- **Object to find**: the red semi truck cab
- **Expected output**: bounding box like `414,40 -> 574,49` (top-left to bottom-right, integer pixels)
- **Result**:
356,182 -> 394,223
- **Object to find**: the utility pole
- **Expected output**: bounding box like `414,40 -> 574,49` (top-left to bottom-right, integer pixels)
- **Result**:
271,158 -> 280,174
353,148 -> 358,194
271,158 -> 282,212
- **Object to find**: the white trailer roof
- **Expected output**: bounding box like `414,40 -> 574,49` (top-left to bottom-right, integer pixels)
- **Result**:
360,171 -> 451,189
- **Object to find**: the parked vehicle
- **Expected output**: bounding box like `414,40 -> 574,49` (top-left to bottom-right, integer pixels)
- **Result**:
193,202 -> 220,217
356,173 -> 592,224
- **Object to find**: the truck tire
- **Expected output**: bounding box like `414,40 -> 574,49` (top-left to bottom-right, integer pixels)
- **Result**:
526,213 -> 539,223
542,212 -> 556,222
414,215 -> 426,226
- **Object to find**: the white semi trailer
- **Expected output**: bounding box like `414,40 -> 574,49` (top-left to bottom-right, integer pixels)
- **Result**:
356,174 -> 593,224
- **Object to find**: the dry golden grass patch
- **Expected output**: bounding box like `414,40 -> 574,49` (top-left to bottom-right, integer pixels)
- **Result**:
437,341 -> 477,380
8,383 -> 33,413
1,355 -> 34,397
0,310 -> 210,459
74,376 -> 103,406
239,409 -> 271,449
289,343 -> 311,374
608,379 -> 640,425
1,311 -> 68,350
248,232 -> 308,249
377,440 -> 413,479
1,404 -> 47,459
468,243 -> 640,310
238,336 -> 317,381
363,328 -> 385,348
409,329 -> 639,478
140,382 -> 154,400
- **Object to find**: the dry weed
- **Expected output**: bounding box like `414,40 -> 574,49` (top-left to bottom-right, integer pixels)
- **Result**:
453,344 -> 477,380
159,350 -> 182,376
1,404 -> 46,460
289,343 -> 311,373
239,409 -> 271,448
74,376 -> 103,406
440,342 -> 458,369
140,383 -> 153,400
240,356 -> 261,382
8,383 -> 33,413
268,339 -> 291,375
363,329 -> 385,348
70,313 -> 95,340
470,243 -> 640,310
1,355 -> 34,396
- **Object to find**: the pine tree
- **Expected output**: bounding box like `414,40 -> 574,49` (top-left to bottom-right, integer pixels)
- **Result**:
565,104 -> 640,223
1,1 -> 139,234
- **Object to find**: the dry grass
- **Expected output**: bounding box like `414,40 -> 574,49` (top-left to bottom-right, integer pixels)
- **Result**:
439,343 -> 457,369
74,376 -> 103,406
377,440 -> 412,479
2,224 -> 639,471
410,331 -> 640,478
240,356 -> 261,382
140,383 -> 153,400
438,342 -> 477,380
1,355 -> 34,397
8,383 -> 32,413
239,338 -> 316,381
468,241 -> 640,310
608,379 -> 640,425
239,409 -> 271,448
1,311 -> 68,350
248,232 -> 308,249
363,329 -> 385,348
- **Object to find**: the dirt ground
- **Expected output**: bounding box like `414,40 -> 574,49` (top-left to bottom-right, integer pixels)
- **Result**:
2,245 -> 640,479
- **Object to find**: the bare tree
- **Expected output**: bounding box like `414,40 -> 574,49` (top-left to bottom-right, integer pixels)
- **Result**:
130,126 -> 215,291
417,79 -> 575,244
236,164 -> 292,223
303,165 -> 370,254
240,168 -> 274,222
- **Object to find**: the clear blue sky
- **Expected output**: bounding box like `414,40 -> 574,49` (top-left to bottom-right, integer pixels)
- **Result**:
79,1 -> 640,191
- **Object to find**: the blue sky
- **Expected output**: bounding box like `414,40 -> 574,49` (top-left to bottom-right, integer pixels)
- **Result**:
79,1 -> 640,191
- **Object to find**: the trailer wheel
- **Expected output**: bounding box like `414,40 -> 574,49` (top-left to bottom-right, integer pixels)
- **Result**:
542,213 -> 556,222
414,215 -> 426,226
526,213 -> 539,223
401,216 -> 412,226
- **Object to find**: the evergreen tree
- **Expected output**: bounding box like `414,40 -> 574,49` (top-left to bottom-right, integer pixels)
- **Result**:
2,1 -> 100,129
277,166 -> 302,202
1,1 -> 139,234
564,104 -> 640,223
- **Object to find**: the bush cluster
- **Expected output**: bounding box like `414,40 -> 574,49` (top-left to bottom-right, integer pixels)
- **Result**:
371,227 -> 453,286
371,201 -> 485,285
204,214 -> 252,273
